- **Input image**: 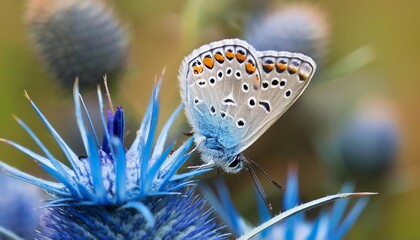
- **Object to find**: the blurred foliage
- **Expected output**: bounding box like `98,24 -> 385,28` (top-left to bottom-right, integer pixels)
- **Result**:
0,0 -> 419,239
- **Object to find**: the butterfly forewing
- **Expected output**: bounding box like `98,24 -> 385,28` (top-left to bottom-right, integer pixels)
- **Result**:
179,39 -> 316,155
180,39 -> 263,149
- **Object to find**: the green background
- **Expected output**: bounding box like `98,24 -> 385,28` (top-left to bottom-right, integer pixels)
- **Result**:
0,0 -> 419,239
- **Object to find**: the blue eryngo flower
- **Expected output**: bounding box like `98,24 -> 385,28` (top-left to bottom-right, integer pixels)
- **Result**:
201,167 -> 370,239
0,81 -> 226,239
25,0 -> 129,88
337,101 -> 400,177
0,175 -> 44,239
245,3 -> 329,66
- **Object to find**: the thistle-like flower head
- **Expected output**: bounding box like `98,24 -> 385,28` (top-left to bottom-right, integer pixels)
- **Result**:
26,0 -> 129,87
245,3 -> 329,66
0,80 -> 226,239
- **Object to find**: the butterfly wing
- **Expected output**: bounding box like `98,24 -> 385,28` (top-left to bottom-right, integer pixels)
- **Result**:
179,39 -> 316,156
179,39 -> 262,150
232,50 -> 316,154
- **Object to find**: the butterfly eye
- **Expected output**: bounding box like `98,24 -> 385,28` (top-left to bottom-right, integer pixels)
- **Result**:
228,156 -> 241,169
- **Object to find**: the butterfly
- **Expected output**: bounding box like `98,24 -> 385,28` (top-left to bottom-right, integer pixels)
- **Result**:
178,39 -> 316,173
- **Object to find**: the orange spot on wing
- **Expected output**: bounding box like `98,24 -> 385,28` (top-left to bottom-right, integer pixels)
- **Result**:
288,67 -> 298,74
245,62 -> 256,74
214,53 -> 225,63
276,63 -> 287,72
192,65 -> 203,74
298,72 -> 309,81
225,50 -> 234,60
236,53 -> 246,63
203,56 -> 214,69
263,64 -> 274,72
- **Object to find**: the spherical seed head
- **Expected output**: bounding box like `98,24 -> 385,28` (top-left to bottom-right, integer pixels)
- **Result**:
245,3 -> 330,66
26,0 -> 129,88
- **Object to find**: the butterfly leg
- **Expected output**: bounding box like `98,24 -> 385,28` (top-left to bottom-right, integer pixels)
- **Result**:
187,159 -> 215,169
186,135 -> 205,155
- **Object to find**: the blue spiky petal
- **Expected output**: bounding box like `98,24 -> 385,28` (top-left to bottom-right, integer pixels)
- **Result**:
0,80 -> 224,239
201,167 -> 370,240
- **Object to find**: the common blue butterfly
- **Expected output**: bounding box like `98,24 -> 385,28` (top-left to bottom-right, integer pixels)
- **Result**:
179,39 -> 316,173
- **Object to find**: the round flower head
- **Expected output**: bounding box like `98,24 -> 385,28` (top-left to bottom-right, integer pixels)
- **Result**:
337,101 -> 400,177
245,3 -> 329,66
26,0 -> 129,88
0,80 -> 226,239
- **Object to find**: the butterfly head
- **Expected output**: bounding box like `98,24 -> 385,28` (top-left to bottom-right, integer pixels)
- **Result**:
222,154 -> 246,174
198,144 -> 246,173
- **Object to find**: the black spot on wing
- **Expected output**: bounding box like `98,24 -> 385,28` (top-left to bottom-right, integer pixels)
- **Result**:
259,101 -> 271,113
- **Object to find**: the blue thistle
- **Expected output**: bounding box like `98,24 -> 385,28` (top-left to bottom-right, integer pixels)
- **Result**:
201,167 -> 369,239
337,108 -> 399,177
0,80 -> 226,239
245,3 -> 329,67
316,101 -> 400,180
25,0 -> 129,88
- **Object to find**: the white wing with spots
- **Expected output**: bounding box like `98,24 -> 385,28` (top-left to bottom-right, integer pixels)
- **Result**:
178,38 -> 316,157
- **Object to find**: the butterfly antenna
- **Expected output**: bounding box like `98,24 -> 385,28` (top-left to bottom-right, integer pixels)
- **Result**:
245,162 -> 273,210
248,158 -> 286,191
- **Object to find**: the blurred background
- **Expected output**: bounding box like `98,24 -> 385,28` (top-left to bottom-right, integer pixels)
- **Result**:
0,0 -> 418,239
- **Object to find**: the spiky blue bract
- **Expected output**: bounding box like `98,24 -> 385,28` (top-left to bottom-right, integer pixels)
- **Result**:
201,167 -> 370,239
0,80 -> 225,239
